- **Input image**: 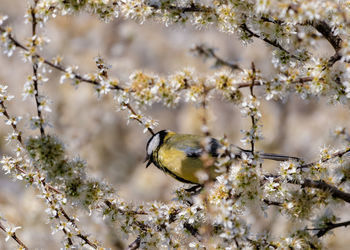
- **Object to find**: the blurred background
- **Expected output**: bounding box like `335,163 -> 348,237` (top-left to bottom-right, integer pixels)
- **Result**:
0,1 -> 350,249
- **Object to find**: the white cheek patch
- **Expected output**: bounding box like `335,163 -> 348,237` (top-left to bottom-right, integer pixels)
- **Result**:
147,134 -> 160,155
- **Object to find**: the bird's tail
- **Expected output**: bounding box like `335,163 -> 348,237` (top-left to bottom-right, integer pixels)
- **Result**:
259,152 -> 301,162
236,146 -> 301,162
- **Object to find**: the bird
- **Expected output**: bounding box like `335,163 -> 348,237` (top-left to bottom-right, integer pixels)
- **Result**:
145,130 -> 300,185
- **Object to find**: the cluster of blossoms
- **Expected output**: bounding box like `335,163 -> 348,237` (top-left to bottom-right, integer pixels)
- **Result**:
0,0 -> 349,249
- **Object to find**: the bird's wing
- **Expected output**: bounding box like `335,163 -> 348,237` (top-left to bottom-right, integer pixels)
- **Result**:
168,135 -> 221,158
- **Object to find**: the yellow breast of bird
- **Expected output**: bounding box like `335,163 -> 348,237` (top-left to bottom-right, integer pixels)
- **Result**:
157,146 -> 219,184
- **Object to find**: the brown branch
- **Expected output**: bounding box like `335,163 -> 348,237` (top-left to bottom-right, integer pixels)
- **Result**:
0,24 -> 158,139
236,76 -> 313,89
0,101 -> 22,143
0,222 -> 29,250
308,20 -> 343,67
30,1 -> 45,136
265,174 -> 350,204
263,199 -> 282,207
250,62 -> 256,153
0,100 -> 98,249
148,2 -> 213,14
240,23 -> 302,61
124,103 -> 155,135
299,147 -> 350,169
300,178 -> 350,203
0,24 -> 314,94
59,207 -> 98,249
127,236 -> 141,250
310,220 -> 350,237
191,44 -> 241,71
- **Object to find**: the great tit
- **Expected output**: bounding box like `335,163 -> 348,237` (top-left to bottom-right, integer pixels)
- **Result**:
145,130 -> 299,185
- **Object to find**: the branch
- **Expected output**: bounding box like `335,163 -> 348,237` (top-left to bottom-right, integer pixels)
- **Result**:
127,236 -> 141,250
308,220 -> 350,237
300,178 -> 350,203
263,199 -> 282,207
240,23 -> 302,61
250,62 -> 256,153
30,1 -> 45,136
0,221 -> 29,250
0,102 -> 99,249
236,76 -> 313,89
299,147 -> 350,169
190,44 -> 241,71
148,2 -> 213,14
0,25 -> 156,136
308,20 -> 343,67
265,174 -> 350,204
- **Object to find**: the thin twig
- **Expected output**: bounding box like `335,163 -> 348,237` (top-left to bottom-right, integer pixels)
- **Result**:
191,44 -> 241,71
0,221 -> 29,250
299,147 -> 350,169
250,62 -> 256,153
30,1 -> 45,136
0,25 -> 157,137
236,77 -> 313,89
124,103 -> 155,135
240,23 -> 302,61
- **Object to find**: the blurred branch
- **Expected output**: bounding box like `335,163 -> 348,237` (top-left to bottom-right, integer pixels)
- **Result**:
308,20 -> 343,67
299,147 -> 350,169
127,236 -> 140,250
190,44 -> 241,71
260,17 -> 345,67
147,2 -> 213,14
307,220 -> 350,237
300,178 -> 350,203
265,174 -> 350,204
263,199 -> 282,207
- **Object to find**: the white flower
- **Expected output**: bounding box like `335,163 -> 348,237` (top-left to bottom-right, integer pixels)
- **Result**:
5,226 -> 21,242
60,66 -> 76,84
0,15 -> 8,26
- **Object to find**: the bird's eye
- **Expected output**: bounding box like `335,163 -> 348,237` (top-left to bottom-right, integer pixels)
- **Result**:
147,134 -> 160,155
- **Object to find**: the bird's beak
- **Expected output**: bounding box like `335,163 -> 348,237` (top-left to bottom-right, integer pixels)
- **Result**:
144,155 -> 152,168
